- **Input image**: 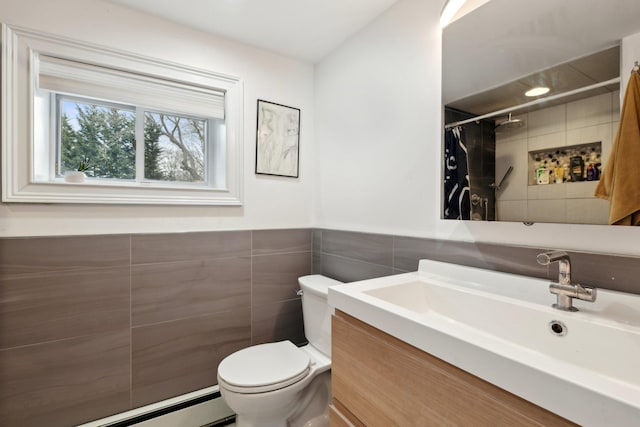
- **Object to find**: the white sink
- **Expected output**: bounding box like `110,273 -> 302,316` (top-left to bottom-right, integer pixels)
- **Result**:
329,259 -> 640,427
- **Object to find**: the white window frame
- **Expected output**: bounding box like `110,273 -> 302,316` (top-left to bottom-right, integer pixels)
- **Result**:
1,24 -> 244,205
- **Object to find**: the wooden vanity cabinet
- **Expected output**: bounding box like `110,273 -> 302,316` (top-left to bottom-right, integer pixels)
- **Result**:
331,310 -> 576,427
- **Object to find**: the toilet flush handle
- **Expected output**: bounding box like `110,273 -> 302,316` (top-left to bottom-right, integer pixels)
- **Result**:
296,289 -> 303,296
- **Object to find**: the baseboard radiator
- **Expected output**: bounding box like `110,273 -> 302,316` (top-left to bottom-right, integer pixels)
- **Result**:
77,386 -> 235,427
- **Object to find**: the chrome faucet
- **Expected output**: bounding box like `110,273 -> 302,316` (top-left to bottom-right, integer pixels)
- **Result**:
536,251 -> 596,311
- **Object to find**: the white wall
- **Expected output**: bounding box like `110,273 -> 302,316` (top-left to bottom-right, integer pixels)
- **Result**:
4,0 -> 640,256
314,0 -> 640,256
621,31 -> 640,97
314,0 -> 441,237
0,0 -> 315,236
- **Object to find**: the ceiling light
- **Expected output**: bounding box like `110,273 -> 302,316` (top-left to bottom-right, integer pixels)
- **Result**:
525,87 -> 550,97
440,0 -> 467,28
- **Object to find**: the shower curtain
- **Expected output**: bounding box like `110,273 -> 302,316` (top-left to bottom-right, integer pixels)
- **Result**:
443,126 -> 471,220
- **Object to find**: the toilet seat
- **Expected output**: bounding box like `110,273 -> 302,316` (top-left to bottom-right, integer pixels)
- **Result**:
218,341 -> 311,394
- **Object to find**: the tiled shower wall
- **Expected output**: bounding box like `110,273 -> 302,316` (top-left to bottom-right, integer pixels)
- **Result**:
0,229 -> 311,427
495,91 -> 619,224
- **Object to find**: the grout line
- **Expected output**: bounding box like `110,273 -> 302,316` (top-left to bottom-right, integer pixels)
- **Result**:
131,253 -> 252,267
0,326 -> 129,353
319,230 -> 323,274
392,236 -> 396,270
130,302 -> 251,329
251,249 -> 312,258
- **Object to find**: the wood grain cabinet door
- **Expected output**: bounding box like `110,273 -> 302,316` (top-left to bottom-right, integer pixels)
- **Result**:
331,311 -> 575,427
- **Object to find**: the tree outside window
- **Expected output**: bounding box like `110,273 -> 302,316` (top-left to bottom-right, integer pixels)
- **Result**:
60,98 -> 206,183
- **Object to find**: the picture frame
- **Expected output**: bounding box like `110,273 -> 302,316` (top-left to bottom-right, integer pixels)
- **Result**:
255,99 -> 301,178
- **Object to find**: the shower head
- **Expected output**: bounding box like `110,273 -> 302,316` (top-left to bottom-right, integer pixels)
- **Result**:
495,113 -> 525,131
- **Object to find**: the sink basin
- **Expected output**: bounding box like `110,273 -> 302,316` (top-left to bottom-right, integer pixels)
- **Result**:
365,281 -> 433,313
365,277 -> 640,386
329,259 -> 640,427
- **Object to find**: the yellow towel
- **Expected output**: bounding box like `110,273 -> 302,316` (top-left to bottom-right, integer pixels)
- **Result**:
595,72 -> 640,225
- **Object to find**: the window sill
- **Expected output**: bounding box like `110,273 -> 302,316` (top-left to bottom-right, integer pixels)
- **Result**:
4,179 -> 242,205
45,176 -> 217,190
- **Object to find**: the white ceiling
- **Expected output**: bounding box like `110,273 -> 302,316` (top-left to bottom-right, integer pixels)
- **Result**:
109,0 -> 400,63
443,0 -> 640,105
448,47 -> 620,116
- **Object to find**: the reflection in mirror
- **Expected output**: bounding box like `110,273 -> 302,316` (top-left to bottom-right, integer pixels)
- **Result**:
441,0 -> 640,226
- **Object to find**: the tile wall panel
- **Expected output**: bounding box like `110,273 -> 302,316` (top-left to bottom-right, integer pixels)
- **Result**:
131,230 -> 251,264
252,299 -> 305,346
0,229 -> 313,425
316,229 -> 640,295
252,228 -> 311,255
312,229 -> 323,274
0,329 -> 130,427
252,252 -> 312,306
131,309 -> 251,408
0,266 -> 130,349
557,251 -> 640,295
393,236 -> 549,279
317,230 -> 396,282
320,253 -> 393,283
0,234 -> 129,278
322,230 -> 393,266
4,227 -> 637,425
132,257 -> 251,326
251,228 -> 312,342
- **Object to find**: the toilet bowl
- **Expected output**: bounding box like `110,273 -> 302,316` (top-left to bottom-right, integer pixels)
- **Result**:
217,275 -> 342,427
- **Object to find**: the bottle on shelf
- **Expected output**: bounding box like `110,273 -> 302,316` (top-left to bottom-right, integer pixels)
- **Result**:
562,160 -> 570,182
554,161 -> 564,184
570,156 -> 585,182
537,161 -> 550,185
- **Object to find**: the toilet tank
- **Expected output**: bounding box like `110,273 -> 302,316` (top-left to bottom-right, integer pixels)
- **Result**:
298,275 -> 343,357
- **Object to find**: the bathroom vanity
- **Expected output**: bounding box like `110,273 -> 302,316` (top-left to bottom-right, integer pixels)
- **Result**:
330,310 -> 573,426
328,260 -> 640,426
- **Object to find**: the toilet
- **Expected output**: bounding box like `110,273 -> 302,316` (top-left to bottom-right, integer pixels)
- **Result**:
217,275 -> 342,427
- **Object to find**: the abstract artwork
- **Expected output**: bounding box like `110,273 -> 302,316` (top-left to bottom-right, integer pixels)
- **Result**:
255,99 -> 300,178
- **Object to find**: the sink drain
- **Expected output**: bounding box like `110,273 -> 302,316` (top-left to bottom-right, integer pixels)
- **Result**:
549,320 -> 567,336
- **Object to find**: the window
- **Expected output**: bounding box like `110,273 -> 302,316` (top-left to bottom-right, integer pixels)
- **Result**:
2,24 -> 243,205
58,97 -> 137,180
55,96 -> 214,184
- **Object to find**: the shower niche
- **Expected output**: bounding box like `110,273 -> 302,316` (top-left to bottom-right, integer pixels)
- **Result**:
528,141 -> 602,186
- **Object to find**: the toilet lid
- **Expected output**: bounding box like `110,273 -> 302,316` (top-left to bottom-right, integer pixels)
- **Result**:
218,341 -> 310,393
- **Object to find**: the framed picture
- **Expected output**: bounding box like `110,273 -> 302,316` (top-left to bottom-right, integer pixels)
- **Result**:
255,99 -> 300,178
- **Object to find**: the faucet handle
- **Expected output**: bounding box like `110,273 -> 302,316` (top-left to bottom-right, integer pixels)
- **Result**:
537,250 -> 572,286
575,283 -> 597,302
536,250 -> 569,266
549,282 -> 596,311
538,250 -> 597,311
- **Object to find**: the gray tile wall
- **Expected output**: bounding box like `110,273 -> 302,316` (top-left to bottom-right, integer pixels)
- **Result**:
313,229 -> 640,295
2,226 -> 637,426
0,229 -> 311,427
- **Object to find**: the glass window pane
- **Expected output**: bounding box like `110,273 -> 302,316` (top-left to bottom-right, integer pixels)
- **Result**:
144,112 -> 206,182
59,98 -> 136,179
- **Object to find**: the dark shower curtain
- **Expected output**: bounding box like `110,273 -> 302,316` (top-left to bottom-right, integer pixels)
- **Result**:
443,126 -> 471,220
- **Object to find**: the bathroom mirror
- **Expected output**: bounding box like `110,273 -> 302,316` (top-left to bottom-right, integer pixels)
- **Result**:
441,0 -> 640,225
